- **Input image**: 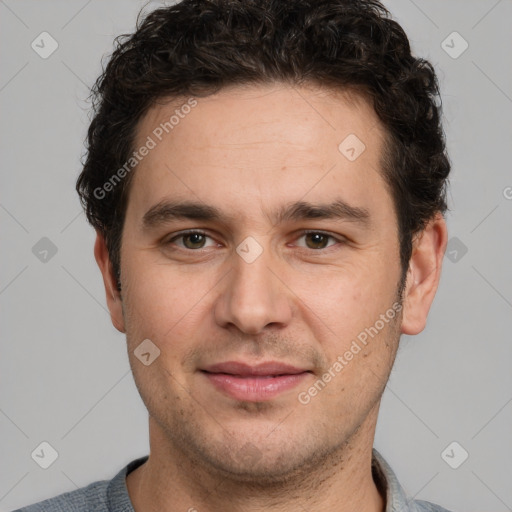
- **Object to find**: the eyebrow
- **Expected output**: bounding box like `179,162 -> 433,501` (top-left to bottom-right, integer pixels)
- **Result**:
141,198 -> 371,230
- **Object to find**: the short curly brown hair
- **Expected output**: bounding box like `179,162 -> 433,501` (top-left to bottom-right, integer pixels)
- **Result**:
77,0 -> 450,294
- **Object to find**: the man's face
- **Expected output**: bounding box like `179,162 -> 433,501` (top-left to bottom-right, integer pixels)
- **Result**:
115,84 -> 405,478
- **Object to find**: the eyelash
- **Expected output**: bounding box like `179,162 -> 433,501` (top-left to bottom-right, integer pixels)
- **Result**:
165,230 -> 345,252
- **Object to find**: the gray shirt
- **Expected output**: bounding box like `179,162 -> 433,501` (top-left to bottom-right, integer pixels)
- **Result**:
13,449 -> 452,511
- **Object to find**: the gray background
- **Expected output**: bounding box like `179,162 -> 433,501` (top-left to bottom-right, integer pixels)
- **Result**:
1,0 -> 511,510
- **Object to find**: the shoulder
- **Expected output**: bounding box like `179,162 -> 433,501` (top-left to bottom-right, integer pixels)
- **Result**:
12,479 -> 110,512
371,448 -> 454,512
12,455 -> 148,512
413,498 -> 454,512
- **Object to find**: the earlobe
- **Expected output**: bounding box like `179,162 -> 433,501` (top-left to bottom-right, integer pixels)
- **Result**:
400,213 -> 448,335
94,232 -> 126,333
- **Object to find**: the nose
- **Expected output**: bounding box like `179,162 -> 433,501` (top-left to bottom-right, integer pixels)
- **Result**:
214,243 -> 293,335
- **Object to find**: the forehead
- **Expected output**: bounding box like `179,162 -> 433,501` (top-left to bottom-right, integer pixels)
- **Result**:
138,83 -> 380,154
127,83 -> 392,227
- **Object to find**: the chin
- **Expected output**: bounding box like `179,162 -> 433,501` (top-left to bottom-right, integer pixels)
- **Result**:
191,434 -> 337,486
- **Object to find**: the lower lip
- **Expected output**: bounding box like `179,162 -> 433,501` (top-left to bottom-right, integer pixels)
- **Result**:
202,372 -> 310,401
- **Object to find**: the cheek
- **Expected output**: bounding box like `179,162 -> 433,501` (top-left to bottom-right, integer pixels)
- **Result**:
121,254 -> 217,349
292,260 -> 397,332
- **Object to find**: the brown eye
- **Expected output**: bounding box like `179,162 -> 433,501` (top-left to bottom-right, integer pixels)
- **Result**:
166,231 -> 216,250
182,233 -> 207,249
304,232 -> 331,249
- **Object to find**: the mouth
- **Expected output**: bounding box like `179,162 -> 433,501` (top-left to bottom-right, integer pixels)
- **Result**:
200,361 -> 313,402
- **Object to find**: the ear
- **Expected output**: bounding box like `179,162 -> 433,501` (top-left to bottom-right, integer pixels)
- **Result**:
94,231 -> 126,333
400,212 -> 448,335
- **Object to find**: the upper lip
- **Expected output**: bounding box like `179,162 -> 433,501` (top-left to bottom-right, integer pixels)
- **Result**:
201,361 -> 310,376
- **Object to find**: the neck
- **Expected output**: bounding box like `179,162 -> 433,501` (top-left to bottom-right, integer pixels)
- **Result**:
127,408 -> 385,512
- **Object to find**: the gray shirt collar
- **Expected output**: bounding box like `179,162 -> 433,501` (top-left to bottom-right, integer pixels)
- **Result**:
106,449 -> 427,512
